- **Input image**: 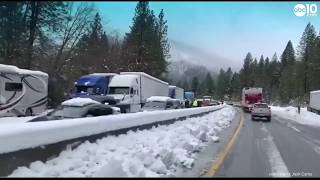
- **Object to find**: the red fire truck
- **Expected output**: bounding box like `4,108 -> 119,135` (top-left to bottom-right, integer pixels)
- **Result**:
241,87 -> 263,112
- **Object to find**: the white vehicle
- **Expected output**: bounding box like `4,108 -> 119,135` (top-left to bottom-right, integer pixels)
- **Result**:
169,85 -> 185,107
308,90 -> 320,114
251,103 -> 271,121
0,64 -> 48,117
107,72 -> 169,113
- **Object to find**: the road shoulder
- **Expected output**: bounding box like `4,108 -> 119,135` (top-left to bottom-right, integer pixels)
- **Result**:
173,107 -> 241,177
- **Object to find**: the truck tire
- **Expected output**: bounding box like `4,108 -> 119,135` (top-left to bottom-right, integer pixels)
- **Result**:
25,108 -> 33,116
267,117 -> 271,122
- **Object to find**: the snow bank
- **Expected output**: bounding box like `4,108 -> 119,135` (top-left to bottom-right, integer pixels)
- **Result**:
271,106 -> 320,127
61,98 -> 100,107
9,106 -> 236,177
0,105 -> 225,154
0,109 -> 53,125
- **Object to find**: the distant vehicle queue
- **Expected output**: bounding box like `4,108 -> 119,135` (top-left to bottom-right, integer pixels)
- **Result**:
0,64 -> 222,119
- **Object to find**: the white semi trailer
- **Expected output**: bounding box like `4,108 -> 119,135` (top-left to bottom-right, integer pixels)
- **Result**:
107,72 -> 169,113
169,85 -> 185,107
308,90 -> 320,114
0,64 -> 48,117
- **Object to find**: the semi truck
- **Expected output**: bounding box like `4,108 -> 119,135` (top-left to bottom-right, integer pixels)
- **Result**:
107,72 -> 169,113
241,87 -> 263,112
70,73 -> 117,98
308,90 -> 320,115
0,64 -> 48,117
184,91 -> 195,108
169,85 -> 185,107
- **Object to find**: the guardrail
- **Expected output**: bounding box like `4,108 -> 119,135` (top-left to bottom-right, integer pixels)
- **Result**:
0,105 -> 225,177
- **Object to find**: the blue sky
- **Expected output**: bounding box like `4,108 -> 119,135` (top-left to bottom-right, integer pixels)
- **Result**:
93,1 -> 320,67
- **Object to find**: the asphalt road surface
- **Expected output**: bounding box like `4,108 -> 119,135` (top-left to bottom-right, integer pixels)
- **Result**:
215,110 -> 320,177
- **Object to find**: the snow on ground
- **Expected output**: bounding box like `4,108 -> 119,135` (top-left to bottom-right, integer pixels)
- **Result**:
0,106 -> 223,154
0,109 -> 53,125
271,106 -> 320,127
9,106 -> 236,177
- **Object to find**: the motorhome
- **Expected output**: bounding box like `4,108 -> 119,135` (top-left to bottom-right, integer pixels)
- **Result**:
107,72 -> 169,113
0,64 -> 48,116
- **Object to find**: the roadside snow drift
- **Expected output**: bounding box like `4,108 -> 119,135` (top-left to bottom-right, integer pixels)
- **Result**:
9,106 -> 236,177
271,106 -> 320,127
0,105 -> 224,154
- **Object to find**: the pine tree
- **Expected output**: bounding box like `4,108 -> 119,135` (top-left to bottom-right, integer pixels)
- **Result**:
182,80 -> 189,91
204,72 -> 215,95
230,72 -> 241,100
217,69 -> 227,99
297,22 -> 317,95
239,52 -> 253,87
225,67 -> 233,97
269,53 -> 281,102
279,41 -> 296,104
256,55 -> 265,87
122,2 -> 169,79
191,76 -> 199,96
0,2 -> 25,65
74,12 -> 109,75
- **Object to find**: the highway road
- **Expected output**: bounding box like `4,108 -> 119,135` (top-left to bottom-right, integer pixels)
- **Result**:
215,110 -> 320,177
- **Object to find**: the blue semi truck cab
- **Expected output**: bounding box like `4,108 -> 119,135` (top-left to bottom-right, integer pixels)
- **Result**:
70,73 -> 117,98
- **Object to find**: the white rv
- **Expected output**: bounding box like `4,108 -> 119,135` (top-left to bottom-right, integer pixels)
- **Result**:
0,64 -> 48,117
107,72 -> 169,113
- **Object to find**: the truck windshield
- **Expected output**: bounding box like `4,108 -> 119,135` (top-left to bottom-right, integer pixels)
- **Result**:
75,86 -> 94,94
108,87 -> 130,94
254,104 -> 268,108
48,106 -> 85,118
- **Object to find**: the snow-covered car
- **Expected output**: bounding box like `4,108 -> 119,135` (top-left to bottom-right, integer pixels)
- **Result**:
142,96 -> 177,111
28,98 -> 115,122
226,101 -> 234,105
251,103 -> 271,121
171,98 -> 182,109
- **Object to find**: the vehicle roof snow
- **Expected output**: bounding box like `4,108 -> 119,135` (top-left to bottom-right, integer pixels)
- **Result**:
146,96 -> 172,102
108,75 -> 139,87
61,98 -> 100,107
0,64 -> 48,77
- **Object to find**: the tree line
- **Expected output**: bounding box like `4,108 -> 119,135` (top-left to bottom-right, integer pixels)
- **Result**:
185,22 -> 320,106
0,1 -> 170,107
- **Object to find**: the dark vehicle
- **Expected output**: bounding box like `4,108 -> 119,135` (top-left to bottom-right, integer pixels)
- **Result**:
226,101 -> 234,105
28,98 -> 115,122
210,100 -> 220,106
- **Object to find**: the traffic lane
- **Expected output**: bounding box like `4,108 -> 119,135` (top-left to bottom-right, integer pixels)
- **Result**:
216,111 -> 320,177
268,116 -> 320,177
215,112 -> 271,177
272,114 -> 320,146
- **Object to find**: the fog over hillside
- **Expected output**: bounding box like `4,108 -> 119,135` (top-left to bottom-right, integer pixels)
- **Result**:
168,40 -> 241,72
166,40 -> 239,86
